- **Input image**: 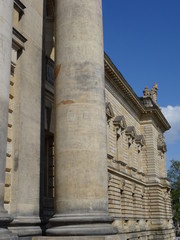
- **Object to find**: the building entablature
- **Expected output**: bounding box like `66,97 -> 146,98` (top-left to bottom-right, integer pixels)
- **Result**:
104,53 -> 170,132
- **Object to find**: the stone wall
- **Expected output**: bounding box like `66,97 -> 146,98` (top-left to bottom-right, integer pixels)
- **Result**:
2,0 -> 175,239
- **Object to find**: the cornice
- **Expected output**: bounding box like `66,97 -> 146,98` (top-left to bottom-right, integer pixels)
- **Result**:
104,52 -> 145,113
104,52 -> 171,131
108,166 -> 170,189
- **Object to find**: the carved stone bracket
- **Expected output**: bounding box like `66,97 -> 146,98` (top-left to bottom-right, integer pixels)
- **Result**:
141,186 -> 145,198
132,183 -> 136,195
106,102 -> 114,121
113,115 -> 127,139
135,135 -> 145,153
157,133 -> 167,153
125,126 -> 136,147
119,179 -> 126,192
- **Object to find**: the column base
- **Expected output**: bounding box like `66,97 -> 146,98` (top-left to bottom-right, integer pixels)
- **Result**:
9,216 -> 42,237
46,214 -> 117,236
0,207 -> 17,239
0,207 -> 13,224
0,228 -> 18,240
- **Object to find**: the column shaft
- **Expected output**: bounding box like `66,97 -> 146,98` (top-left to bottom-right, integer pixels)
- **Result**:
47,0 -> 115,236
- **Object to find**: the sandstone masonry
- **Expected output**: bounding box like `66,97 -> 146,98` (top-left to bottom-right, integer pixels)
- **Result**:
0,0 -> 176,240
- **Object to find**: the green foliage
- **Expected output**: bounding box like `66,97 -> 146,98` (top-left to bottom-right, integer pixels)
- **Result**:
168,160 -> 180,224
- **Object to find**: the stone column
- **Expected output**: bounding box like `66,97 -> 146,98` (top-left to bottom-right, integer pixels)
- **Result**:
47,0 -> 116,236
0,1 -> 17,239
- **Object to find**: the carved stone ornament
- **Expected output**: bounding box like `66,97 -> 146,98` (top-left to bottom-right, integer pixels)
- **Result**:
141,97 -> 154,107
141,186 -> 145,196
125,126 -> 136,146
143,82 -> 158,103
113,115 -> 127,138
132,183 -> 136,194
125,126 -> 136,139
119,179 -> 126,191
157,133 -> 167,153
113,115 -> 127,129
135,135 -> 145,153
106,102 -> 114,120
135,135 -> 145,146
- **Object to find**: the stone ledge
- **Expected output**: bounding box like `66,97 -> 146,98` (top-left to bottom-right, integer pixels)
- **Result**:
32,237 -> 118,240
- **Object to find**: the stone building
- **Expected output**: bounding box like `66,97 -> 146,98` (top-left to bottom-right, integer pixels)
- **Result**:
0,0 -> 175,239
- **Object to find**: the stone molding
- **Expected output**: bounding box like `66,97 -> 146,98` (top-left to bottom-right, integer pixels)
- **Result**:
14,0 -> 26,20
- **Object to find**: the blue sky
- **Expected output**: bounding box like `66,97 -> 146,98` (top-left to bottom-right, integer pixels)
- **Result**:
102,0 -> 180,168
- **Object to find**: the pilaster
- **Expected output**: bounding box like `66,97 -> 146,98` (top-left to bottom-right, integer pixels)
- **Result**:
0,0 -> 17,239
8,0 -> 44,237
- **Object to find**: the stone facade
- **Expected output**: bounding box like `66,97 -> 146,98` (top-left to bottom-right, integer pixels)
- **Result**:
0,0 -> 175,239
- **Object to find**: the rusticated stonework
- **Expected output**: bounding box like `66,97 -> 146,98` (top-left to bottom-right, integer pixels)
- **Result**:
0,0 -> 175,239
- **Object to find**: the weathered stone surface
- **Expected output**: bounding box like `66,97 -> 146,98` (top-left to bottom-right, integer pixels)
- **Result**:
6,0 -> 43,237
0,1 -> 16,239
32,237 -> 119,240
0,1 -> 175,239
46,0 -> 115,236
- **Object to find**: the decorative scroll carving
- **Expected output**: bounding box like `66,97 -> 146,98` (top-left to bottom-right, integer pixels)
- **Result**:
157,133 -> 167,153
135,135 -> 145,153
113,115 -> 127,138
143,82 -> 158,103
125,126 -> 136,147
113,115 -> 127,129
106,102 -> 114,120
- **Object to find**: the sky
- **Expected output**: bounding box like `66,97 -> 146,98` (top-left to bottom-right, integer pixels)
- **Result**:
102,0 -> 180,169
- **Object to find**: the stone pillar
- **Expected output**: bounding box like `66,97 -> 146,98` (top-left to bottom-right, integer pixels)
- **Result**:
47,0 -> 116,236
0,1 -> 17,239
7,0 -> 44,237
